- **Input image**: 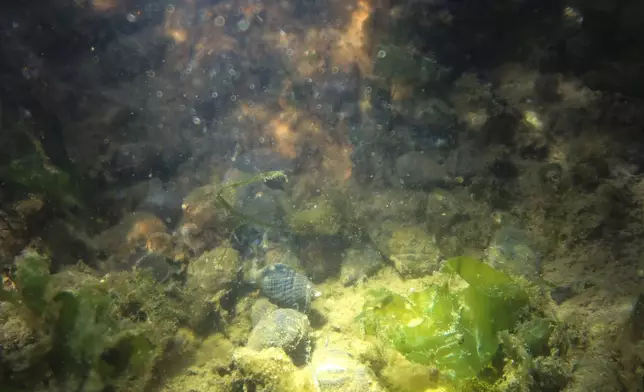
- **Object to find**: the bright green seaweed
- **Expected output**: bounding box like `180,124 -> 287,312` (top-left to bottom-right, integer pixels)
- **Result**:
359,256 -> 529,382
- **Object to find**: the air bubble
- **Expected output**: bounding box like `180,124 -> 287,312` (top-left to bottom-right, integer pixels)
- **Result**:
249,83 -> 255,90
214,16 -> 226,26
365,86 -> 372,94
92,56 -> 99,63
331,67 -> 339,74
230,95 -> 237,101
192,116 -> 202,125
286,48 -> 294,56
377,50 -> 387,59
156,91 -> 163,98
126,13 -> 137,22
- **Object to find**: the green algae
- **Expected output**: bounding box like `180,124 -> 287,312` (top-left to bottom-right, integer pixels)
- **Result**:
359,257 -> 530,383
7,251 -> 182,391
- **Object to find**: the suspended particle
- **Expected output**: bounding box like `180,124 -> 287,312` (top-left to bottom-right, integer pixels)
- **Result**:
145,70 -> 156,77
214,16 -> 226,27
377,50 -> 387,59
92,56 -> 99,63
126,13 -> 137,22
192,116 -> 202,125
228,69 -> 237,76
212,92 -> 219,98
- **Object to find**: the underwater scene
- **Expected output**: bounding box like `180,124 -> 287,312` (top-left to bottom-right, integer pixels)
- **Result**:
1,0 -> 643,391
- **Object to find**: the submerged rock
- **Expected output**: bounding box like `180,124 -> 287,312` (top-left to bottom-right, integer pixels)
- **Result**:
340,245 -> 384,286
311,345 -> 385,392
369,223 -> 443,278
187,246 -> 241,295
486,226 -> 541,280
247,308 -> 310,361
393,151 -> 448,188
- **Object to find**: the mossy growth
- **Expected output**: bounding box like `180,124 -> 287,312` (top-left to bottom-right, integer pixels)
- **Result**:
358,257 -> 530,386
0,153 -> 84,212
286,196 -> 343,236
5,250 -> 184,391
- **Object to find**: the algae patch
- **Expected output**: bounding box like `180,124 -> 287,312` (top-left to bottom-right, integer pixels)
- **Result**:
358,257 -> 529,382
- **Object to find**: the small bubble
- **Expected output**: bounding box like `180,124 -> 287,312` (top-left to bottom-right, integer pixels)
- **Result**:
259,136 -> 265,143
332,67 -> 339,74
192,116 -> 201,125
145,70 -> 156,77
92,56 -> 99,63
126,13 -> 137,22
365,86 -> 372,94
103,138 -> 110,144
156,91 -> 163,98
212,92 -> 219,98
166,4 -> 175,13
377,50 -> 387,59
228,69 -> 236,76
249,83 -> 255,90
230,95 -> 237,102
286,48 -> 294,56
214,16 -> 226,26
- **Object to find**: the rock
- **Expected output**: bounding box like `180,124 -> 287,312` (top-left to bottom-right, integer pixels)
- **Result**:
369,223 -> 442,278
393,151 -> 448,188
250,298 -> 278,327
187,246 -> 240,295
233,347 -> 315,391
426,189 -> 461,235
486,226 -> 541,280
340,245 -> 384,286
246,308 -> 310,361
353,189 -> 427,223
286,196 -> 343,236
311,345 -> 386,392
